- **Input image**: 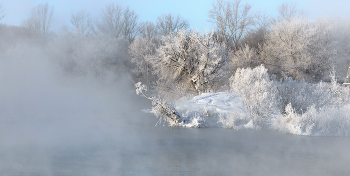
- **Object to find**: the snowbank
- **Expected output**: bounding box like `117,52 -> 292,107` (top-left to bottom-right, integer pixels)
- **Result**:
170,92 -> 350,136
176,92 -> 245,115
174,92 -> 245,127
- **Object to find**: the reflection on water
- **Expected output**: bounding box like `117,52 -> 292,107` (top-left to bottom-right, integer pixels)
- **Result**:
1,119 -> 350,176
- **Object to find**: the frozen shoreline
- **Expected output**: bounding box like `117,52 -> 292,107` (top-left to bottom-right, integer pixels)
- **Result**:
144,91 -> 350,136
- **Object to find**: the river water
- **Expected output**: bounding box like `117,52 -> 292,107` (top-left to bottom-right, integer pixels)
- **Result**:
1,115 -> 350,176
0,60 -> 349,175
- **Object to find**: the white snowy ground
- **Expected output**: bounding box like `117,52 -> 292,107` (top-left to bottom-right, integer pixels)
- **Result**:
162,92 -> 350,136
174,92 -> 248,128
176,92 -> 245,114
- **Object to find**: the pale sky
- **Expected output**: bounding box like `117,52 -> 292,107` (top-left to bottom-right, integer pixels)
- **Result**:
1,0 -> 350,32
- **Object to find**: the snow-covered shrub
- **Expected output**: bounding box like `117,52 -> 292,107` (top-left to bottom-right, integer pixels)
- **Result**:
230,65 -> 280,121
278,77 -> 330,114
277,70 -> 350,114
269,69 -> 350,136
145,30 -> 232,98
272,103 -> 350,136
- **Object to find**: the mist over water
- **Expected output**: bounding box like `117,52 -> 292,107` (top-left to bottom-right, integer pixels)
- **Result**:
0,36 -> 148,175
2,11 -> 350,174
0,38 -> 349,176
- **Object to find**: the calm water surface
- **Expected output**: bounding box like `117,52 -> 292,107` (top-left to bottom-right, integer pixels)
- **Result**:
1,115 -> 350,176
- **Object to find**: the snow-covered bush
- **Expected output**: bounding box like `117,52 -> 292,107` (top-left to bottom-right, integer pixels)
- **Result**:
145,30 -> 232,97
277,70 -> 349,114
277,77 -> 331,114
230,65 -> 349,121
230,65 -> 280,122
272,103 -> 350,136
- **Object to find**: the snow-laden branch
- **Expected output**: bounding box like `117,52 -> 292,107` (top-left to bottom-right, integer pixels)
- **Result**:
135,82 -> 182,124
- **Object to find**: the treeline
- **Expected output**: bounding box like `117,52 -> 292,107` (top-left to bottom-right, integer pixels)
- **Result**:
1,1 -> 350,101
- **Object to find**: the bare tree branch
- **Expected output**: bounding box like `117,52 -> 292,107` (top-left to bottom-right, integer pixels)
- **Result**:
139,21 -> 158,39
0,4 -> 5,21
98,3 -> 124,38
123,7 -> 139,42
70,10 -> 93,36
21,3 -> 54,35
253,10 -> 270,30
276,2 -> 306,22
208,0 -> 254,50
97,3 -> 139,42
156,13 -> 189,36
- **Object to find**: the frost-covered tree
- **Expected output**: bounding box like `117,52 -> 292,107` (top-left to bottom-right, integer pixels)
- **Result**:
330,19 -> 350,81
262,17 -> 336,81
70,10 -> 93,36
156,13 -> 189,36
239,27 -> 266,51
146,30 -> 231,97
129,37 -> 158,86
232,44 -> 261,70
208,0 -> 254,51
240,10 -> 270,51
22,3 -> 54,35
97,3 -> 139,42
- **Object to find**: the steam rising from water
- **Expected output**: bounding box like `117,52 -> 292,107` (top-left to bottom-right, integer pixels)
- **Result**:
0,38 -> 155,175
1,30 -> 350,176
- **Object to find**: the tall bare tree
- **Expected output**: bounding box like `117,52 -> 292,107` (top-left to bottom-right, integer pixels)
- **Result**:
122,7 -> 139,42
70,10 -> 93,36
208,0 -> 254,51
0,4 -> 5,21
156,13 -> 189,36
239,10 -> 270,51
22,3 -> 54,35
97,3 -> 139,42
139,21 -> 158,39
253,10 -> 270,30
98,4 -> 124,37
276,2 -> 305,22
